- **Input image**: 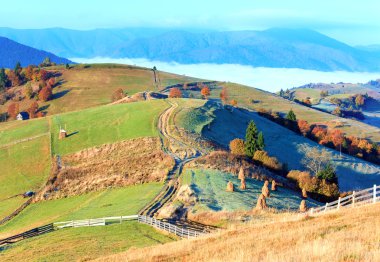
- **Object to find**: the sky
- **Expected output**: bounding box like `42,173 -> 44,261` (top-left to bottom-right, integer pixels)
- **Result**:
0,0 -> 379,45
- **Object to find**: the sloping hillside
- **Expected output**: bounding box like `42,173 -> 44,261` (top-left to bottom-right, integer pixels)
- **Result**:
0,37 -> 71,68
98,203 -> 380,262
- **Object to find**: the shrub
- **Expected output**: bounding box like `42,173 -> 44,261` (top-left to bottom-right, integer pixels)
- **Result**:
229,138 -> 245,156
111,88 -> 125,102
253,150 -> 283,171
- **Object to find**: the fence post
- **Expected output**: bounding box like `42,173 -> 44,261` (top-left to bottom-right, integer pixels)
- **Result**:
324,203 -> 328,213
352,191 -> 355,207
337,197 -> 341,210
310,208 -> 314,215
120,216 -> 122,224
374,185 -> 377,203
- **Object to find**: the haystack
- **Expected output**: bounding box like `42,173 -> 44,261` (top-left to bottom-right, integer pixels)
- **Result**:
264,180 -> 269,187
226,181 -> 234,192
271,180 -> 277,191
238,167 -> 245,180
240,178 -> 246,190
262,182 -> 270,198
59,128 -> 67,139
302,188 -> 308,199
299,200 -> 308,212
255,194 -> 267,210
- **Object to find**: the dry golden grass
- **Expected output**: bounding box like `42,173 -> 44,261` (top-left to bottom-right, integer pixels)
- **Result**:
36,137 -> 174,200
97,203 -> 380,262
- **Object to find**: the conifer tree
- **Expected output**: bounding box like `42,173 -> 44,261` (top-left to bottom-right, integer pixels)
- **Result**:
257,131 -> 265,150
286,109 -> 297,121
245,120 -> 259,157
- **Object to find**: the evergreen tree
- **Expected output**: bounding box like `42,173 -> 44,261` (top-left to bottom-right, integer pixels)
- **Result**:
65,63 -> 70,70
286,109 -> 297,121
245,120 -> 259,157
257,131 -> 265,150
316,163 -> 338,184
14,62 -> 22,74
0,68 -> 9,91
279,89 -> 285,97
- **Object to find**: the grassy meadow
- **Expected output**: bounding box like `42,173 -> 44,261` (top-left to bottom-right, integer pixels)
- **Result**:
51,99 -> 167,155
182,169 -> 319,212
0,136 -> 51,218
0,183 -> 162,238
0,221 -> 174,261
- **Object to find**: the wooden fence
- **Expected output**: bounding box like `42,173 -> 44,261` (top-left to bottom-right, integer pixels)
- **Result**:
138,215 -> 205,238
53,215 -> 138,229
0,224 -> 54,246
306,184 -> 379,216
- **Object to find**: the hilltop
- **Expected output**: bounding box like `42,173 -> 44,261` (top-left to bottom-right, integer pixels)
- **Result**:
0,37 -> 71,68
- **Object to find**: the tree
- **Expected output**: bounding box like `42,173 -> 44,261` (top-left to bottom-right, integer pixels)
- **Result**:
65,63 -> 70,70
245,120 -> 259,157
14,62 -> 22,74
230,99 -> 237,107
201,86 -> 210,99
329,129 -> 344,154
279,89 -> 285,97
257,131 -> 265,150
27,101 -> 39,118
39,85 -> 53,102
220,87 -> 228,104
111,88 -> 125,102
320,90 -> 329,98
300,144 -> 333,176
286,109 -> 297,121
41,57 -> 52,67
229,138 -> 245,156
25,65 -> 34,81
297,120 -> 311,136
39,69 -> 49,81
169,88 -> 182,98
7,103 -> 19,119
0,68 -> 9,91
24,82 -> 34,99
355,94 -> 365,108
316,162 -> 338,184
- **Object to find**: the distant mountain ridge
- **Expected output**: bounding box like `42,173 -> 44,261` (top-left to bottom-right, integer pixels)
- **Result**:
0,27 -> 379,72
0,36 -> 72,68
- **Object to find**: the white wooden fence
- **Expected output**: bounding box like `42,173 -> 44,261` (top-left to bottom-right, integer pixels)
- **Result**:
137,215 -> 205,238
53,215 -> 138,229
306,184 -> 379,216
53,215 -> 205,238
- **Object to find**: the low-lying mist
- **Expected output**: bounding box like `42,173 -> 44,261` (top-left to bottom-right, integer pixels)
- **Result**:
71,57 -> 380,92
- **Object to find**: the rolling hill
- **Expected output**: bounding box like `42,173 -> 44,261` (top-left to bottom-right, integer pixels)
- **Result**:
1,28 -> 380,71
0,37 -> 72,68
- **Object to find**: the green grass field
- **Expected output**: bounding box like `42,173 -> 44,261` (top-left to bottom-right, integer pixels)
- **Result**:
0,221 -> 174,261
51,99 -> 167,155
182,169 -> 319,212
0,136 -> 51,219
0,118 -> 49,145
0,183 -> 162,238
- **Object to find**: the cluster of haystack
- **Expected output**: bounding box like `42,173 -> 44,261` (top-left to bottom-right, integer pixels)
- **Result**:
226,167 -> 309,212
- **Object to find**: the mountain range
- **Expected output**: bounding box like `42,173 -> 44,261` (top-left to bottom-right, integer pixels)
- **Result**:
0,36 -> 72,68
0,27 -> 380,71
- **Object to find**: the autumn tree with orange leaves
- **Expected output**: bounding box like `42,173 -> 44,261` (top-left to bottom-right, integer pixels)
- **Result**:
169,88 -> 182,98
297,120 -> 311,136
39,85 -> 53,102
201,86 -> 210,99
7,103 -> 19,119
220,87 -> 228,104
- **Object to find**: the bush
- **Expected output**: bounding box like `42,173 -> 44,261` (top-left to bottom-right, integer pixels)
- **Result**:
229,138 -> 245,156
253,150 -> 283,171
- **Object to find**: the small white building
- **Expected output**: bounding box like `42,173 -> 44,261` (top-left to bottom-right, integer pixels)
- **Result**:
16,112 -> 29,121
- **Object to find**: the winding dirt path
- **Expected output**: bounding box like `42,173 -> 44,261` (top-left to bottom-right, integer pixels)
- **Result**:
139,101 -> 202,218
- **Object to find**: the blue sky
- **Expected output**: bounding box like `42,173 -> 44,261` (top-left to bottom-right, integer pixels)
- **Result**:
0,0 -> 379,45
